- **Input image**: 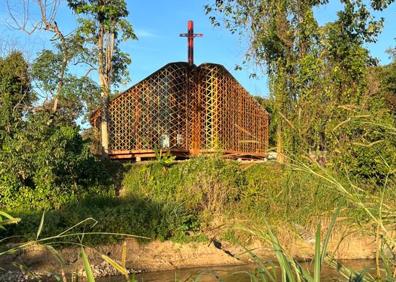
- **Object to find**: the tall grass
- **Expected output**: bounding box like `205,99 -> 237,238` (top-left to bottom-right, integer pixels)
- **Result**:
1,119 -> 395,281
0,212 -> 145,282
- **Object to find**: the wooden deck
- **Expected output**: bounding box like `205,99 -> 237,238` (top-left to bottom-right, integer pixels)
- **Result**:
108,149 -> 266,162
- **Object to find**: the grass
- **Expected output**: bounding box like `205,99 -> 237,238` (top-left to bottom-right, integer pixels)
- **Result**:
3,195 -> 201,246
2,155 -> 395,281
5,155 -> 394,247
122,157 -> 343,223
241,157 -> 396,281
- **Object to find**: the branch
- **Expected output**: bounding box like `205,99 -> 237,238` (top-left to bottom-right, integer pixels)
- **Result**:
73,60 -> 96,70
83,67 -> 96,78
6,0 -> 41,35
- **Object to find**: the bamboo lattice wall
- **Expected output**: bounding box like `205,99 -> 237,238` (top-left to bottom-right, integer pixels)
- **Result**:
91,62 -> 269,159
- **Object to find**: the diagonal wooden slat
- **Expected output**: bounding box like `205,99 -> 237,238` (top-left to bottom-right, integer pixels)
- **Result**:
90,62 -> 269,159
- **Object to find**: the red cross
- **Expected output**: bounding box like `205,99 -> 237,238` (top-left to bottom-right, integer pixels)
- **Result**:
179,20 -> 203,66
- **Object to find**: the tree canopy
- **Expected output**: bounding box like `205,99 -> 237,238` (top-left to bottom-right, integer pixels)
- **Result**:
207,0 -> 396,181
67,0 -> 137,155
0,52 -> 32,143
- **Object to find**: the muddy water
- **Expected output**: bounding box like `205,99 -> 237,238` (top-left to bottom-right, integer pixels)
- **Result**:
98,260 -> 377,282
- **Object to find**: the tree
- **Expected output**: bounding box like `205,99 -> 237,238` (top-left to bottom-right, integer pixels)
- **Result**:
206,0 -> 394,164
0,52 -> 32,144
32,49 -> 101,126
254,96 -> 276,147
7,0 -> 72,113
375,48 -> 396,115
0,2 -> 120,210
67,0 -> 137,155
0,51 -> 114,211
7,0 -> 103,124
206,0 -> 323,162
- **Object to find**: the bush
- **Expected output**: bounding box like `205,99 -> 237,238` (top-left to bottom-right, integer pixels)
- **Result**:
122,156 -> 245,215
4,194 -> 201,245
329,115 -> 396,187
236,163 -> 345,226
0,110 -> 119,210
6,156 -> 388,247
123,157 -> 347,229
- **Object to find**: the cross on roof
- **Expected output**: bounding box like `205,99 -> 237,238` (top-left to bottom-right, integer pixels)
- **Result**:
179,20 -> 203,66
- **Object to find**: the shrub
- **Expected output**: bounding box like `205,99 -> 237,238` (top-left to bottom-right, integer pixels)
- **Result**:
239,163 -> 343,225
122,156 -> 245,215
0,110 -> 119,210
6,156 -> 390,247
329,115 -> 396,187
4,195 -> 200,245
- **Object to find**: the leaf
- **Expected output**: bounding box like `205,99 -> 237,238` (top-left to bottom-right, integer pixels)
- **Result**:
321,207 -> 340,264
121,240 -> 127,268
0,211 -> 21,227
265,224 -> 296,282
45,245 -> 65,265
101,254 -> 129,278
80,248 -> 95,282
0,211 -> 15,220
36,212 -> 45,240
313,224 -> 321,282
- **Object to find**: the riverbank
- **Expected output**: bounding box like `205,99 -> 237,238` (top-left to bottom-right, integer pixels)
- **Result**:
0,225 -> 381,280
6,158 -> 395,248
1,157 -> 395,280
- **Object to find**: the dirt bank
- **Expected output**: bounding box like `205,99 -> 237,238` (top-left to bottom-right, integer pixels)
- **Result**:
0,226 -> 380,279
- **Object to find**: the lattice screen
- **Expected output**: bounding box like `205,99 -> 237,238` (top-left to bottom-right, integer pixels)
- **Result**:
91,62 -> 269,158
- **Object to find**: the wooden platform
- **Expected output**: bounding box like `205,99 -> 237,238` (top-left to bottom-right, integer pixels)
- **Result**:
108,149 -> 266,162
109,149 -> 190,161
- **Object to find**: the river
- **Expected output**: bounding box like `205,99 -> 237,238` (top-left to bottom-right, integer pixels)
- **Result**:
97,260 -> 377,281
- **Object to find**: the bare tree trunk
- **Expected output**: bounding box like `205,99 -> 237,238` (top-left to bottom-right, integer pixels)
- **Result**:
97,25 -> 109,156
100,100 -> 109,155
97,26 -> 115,156
52,47 -> 67,113
274,70 -> 287,164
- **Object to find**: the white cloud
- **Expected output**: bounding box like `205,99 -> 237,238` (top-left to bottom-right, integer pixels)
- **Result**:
135,29 -> 158,38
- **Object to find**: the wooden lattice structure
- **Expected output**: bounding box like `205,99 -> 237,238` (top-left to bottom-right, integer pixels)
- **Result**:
90,62 -> 269,160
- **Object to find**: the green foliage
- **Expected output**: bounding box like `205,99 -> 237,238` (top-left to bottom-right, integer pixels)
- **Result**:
240,163 -> 342,225
81,247 -> 95,282
67,0 -> 137,89
0,51 -> 117,210
4,194 -> 199,245
154,149 -> 176,167
239,212 -> 376,282
67,0 -> 137,151
32,48 -> 101,125
3,154 -> 396,251
329,115 -> 396,185
0,211 -> 20,230
4,158 -> 347,245
0,52 -> 32,143
32,50 -> 65,93
123,157 -> 244,216
373,56 -> 396,115
207,0 -> 395,175
254,96 -> 276,147
123,157 -> 351,230
0,49 -> 115,212
0,109 -> 117,210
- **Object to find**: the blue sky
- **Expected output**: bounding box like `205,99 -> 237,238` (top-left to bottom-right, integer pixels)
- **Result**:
0,0 -> 395,98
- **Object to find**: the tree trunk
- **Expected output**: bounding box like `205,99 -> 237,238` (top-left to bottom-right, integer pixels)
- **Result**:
99,77 -> 110,155
100,85 -> 110,155
97,26 -> 110,156
98,26 -> 115,157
